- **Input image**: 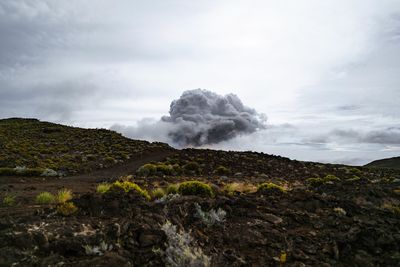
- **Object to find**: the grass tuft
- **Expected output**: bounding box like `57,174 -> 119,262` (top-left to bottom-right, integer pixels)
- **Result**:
36,192 -> 55,204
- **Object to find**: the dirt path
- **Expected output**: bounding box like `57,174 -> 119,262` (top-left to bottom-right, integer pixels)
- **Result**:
0,148 -> 174,216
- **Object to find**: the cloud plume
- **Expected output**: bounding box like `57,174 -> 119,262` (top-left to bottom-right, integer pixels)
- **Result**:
161,89 -> 267,146
112,89 -> 266,147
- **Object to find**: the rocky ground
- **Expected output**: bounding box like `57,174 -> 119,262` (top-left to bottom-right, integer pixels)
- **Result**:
1,147 -> 400,266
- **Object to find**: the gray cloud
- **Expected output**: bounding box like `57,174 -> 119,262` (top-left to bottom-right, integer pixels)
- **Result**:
308,128 -> 400,145
161,89 -> 267,146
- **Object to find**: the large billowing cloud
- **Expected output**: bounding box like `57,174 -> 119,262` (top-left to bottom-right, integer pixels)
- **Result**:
161,89 -> 266,146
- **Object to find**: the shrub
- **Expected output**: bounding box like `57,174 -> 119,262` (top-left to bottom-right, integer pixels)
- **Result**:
110,180 -> 150,200
194,203 -> 226,226
2,194 -> 15,206
215,166 -> 230,175
324,174 -> 341,183
161,220 -> 211,267
178,181 -> 213,197
137,163 -> 157,176
257,182 -> 286,193
152,188 -> 166,199
96,183 -> 111,194
157,164 -> 174,175
36,192 -> 55,204
306,174 -> 341,187
166,184 -> 179,195
183,162 -> 200,174
346,176 -> 361,182
41,168 -> 58,177
57,202 -> 78,216
56,189 -> 73,203
172,164 -> 182,175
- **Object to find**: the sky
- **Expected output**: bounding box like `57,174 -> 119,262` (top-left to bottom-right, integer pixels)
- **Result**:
1,0 -> 400,165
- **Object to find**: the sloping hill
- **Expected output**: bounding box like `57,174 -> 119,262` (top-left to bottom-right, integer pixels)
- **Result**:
0,118 -> 171,175
365,156 -> 400,170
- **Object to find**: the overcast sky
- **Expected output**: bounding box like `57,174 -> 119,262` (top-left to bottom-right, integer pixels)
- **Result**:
1,0 -> 400,165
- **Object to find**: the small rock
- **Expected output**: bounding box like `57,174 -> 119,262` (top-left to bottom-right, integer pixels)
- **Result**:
263,213 -> 283,224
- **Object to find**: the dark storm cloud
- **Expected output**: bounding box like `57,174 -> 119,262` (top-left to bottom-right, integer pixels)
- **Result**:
161,89 -> 267,146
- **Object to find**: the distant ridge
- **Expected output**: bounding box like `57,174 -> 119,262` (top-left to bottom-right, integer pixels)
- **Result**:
365,156 -> 400,170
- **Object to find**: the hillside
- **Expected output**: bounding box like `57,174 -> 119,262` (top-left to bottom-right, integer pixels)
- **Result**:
0,119 -> 400,266
0,118 -> 171,175
365,156 -> 400,170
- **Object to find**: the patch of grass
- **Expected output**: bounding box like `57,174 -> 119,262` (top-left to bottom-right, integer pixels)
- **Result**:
57,202 -> 78,216
257,182 -> 286,193
152,188 -> 166,200
223,182 -> 257,195
110,180 -> 151,200
2,194 -> 16,206
56,189 -> 73,204
178,181 -> 213,197
96,183 -> 111,194
36,192 -> 55,204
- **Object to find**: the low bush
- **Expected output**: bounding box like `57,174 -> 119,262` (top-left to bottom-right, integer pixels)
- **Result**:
96,183 -> 111,194
57,202 -> 78,216
166,184 -> 179,195
152,188 -> 166,199
137,163 -> 157,176
178,181 -> 213,197
41,168 -> 58,177
110,180 -> 150,200
215,166 -> 231,175
306,174 -> 341,187
257,182 -> 286,193
2,194 -> 15,206
183,162 -> 200,174
156,164 -> 174,175
56,189 -> 73,203
36,192 -> 55,204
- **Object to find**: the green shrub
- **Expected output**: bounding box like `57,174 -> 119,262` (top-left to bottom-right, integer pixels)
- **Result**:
110,180 -> 150,200
324,174 -> 341,182
152,188 -> 166,199
56,189 -> 73,203
346,176 -> 361,182
166,184 -> 179,195
2,194 -> 15,206
36,192 -> 55,204
257,182 -> 286,193
96,183 -> 111,194
171,164 -> 182,174
306,174 -> 341,187
215,165 -> 231,175
156,164 -> 174,175
178,181 -> 213,197
183,162 -> 200,174
137,163 -> 157,176
57,202 -> 78,216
